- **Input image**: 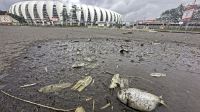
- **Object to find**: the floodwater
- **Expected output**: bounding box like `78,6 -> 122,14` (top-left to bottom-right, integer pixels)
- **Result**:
1,37 -> 200,112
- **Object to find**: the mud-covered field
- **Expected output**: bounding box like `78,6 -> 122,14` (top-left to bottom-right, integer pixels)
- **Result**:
0,26 -> 200,112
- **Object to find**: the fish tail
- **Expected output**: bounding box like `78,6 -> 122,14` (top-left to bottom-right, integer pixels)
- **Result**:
160,100 -> 168,108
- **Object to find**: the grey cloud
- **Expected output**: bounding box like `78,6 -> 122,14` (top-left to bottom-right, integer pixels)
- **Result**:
0,0 -> 199,21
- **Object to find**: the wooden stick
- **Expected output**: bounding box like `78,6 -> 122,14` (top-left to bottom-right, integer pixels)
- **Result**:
92,99 -> 95,112
20,83 -> 37,88
100,103 -> 111,110
1,90 -> 75,112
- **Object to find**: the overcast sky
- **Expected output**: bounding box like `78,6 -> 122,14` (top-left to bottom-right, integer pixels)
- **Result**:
0,0 -> 199,21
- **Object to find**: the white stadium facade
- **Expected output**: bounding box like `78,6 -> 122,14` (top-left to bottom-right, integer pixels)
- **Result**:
8,0 -> 122,27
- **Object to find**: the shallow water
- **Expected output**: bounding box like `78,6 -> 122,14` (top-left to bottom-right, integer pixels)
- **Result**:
1,38 -> 200,112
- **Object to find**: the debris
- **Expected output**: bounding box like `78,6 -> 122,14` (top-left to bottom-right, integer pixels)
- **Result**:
84,57 -> 93,62
138,57 -> 144,62
102,96 -> 112,110
37,45 -> 42,48
1,90 -> 76,112
109,74 -> 129,89
72,40 -> 80,43
109,74 -> 120,89
83,56 -> 96,62
86,63 -> 98,69
88,38 -> 92,42
72,61 -> 98,69
148,30 -> 158,33
39,83 -> 72,93
44,67 -> 48,72
23,56 -> 28,59
20,83 -> 37,88
150,73 -> 166,77
77,51 -> 81,55
75,106 -> 85,112
136,55 -> 144,62
72,76 -> 93,92
111,106 -> 114,111
91,79 -> 95,85
130,60 -> 135,63
153,42 -> 161,45
92,100 -> 95,112
120,49 -> 129,54
119,78 -> 129,89
124,39 -> 131,42
107,72 -> 129,89
100,103 -> 111,110
72,62 -> 86,68
106,71 -> 153,84
104,71 -> 114,76
86,97 -> 93,102
77,48 -> 82,51
122,32 -> 133,34
117,88 -> 166,112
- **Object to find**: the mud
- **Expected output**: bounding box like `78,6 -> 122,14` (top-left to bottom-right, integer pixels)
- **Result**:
0,26 -> 200,112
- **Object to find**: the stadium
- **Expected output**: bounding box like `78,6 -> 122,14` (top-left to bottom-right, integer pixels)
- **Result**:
8,0 -> 122,26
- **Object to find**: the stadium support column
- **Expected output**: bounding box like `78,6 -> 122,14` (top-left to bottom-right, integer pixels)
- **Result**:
51,21 -> 54,26
107,22 -> 110,27
70,19 -> 72,26
41,21 -> 44,25
33,20 -> 37,26
78,21 -> 80,26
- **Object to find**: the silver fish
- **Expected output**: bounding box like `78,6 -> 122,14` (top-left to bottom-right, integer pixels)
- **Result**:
117,88 -> 166,112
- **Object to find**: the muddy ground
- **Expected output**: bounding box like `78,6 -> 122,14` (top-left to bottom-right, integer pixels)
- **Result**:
0,26 -> 200,112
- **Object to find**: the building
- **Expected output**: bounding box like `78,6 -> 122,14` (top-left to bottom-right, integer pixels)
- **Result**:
8,0 -> 122,27
0,11 -> 19,25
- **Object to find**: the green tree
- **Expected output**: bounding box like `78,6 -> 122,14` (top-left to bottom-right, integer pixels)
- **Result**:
159,4 -> 184,22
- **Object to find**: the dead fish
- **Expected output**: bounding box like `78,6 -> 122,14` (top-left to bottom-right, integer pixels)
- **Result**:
117,88 -> 166,112
109,74 -> 120,89
109,74 -> 129,89
39,83 -> 72,93
119,78 -> 129,89
75,106 -> 85,112
72,76 -> 93,92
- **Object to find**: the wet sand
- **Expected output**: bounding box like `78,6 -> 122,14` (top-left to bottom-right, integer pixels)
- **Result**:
0,26 -> 200,112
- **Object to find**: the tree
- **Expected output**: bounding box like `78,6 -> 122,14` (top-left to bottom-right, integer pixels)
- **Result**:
159,4 -> 184,23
